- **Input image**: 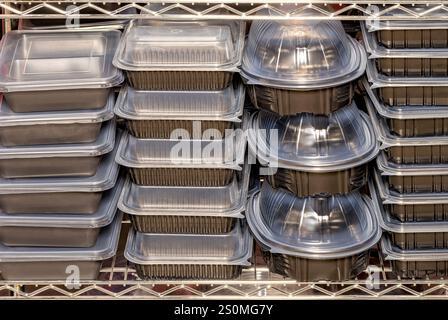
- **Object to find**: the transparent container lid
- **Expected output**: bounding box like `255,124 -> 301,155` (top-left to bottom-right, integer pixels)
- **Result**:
363,79 -> 448,119
377,151 -> 448,176
0,93 -> 114,127
113,19 -> 245,71
241,20 -> 366,89
365,96 -> 448,148
370,178 -> 448,234
115,131 -> 246,170
0,134 -> 120,194
373,167 -> 448,205
114,83 -> 244,121
0,176 -> 124,228
0,119 -> 115,159
361,22 -> 448,59
118,161 -> 250,217
381,235 -> 448,261
367,59 -> 448,88
0,211 -> 122,262
365,5 -> 448,31
247,103 -> 378,171
0,30 -> 123,92
246,183 -> 381,259
124,223 -> 252,265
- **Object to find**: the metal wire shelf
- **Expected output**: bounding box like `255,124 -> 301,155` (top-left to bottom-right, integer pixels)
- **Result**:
1,221 -> 448,299
1,1 -> 448,20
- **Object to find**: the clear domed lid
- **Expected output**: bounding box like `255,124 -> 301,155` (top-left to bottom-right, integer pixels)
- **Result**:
241,20 -> 366,89
246,183 -> 381,259
247,102 -> 378,171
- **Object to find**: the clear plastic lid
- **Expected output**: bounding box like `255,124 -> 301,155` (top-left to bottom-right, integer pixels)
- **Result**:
114,83 -> 244,121
0,93 -> 114,127
381,235 -> 448,261
0,119 -> 115,159
247,102 -> 378,171
0,211 -> 122,262
0,30 -> 123,92
370,178 -> 448,234
0,176 -> 124,228
373,167 -> 448,205
377,151 -> 448,176
367,59 -> 448,88
124,223 -> 252,265
0,133 -> 120,194
113,19 -> 245,71
365,96 -> 448,148
115,131 -> 246,170
361,22 -> 448,59
365,5 -> 448,31
246,183 -> 381,259
118,161 -> 250,218
241,20 -> 366,89
363,79 -> 448,119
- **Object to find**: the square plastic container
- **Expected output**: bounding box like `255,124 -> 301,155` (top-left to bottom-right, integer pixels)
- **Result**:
365,96 -> 448,164
113,19 -> 245,91
0,30 -> 123,112
0,211 -> 122,281
247,82 -> 355,116
265,165 -> 368,197
362,23 -> 448,77
373,165 -> 448,223
367,59 -> 448,107
0,137 -> 120,214
115,131 -> 246,187
364,81 -> 448,138
371,178 -> 448,250
114,82 -> 244,139
118,160 -> 250,234
124,223 -> 252,280
381,235 -> 448,279
0,176 -> 124,247
0,120 -> 115,178
0,93 -> 114,147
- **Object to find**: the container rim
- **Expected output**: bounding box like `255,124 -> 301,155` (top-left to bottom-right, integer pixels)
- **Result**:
381,235 -> 448,261
376,151 -> 448,176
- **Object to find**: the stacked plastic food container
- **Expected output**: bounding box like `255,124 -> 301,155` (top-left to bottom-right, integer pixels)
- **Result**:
113,19 -> 253,280
362,7 -> 448,279
0,30 -> 124,280
242,19 -> 381,281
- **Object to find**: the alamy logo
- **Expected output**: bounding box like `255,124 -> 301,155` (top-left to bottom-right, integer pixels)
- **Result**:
65,265 -> 81,290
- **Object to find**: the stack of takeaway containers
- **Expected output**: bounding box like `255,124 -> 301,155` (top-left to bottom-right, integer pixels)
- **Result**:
242,19 -> 381,281
362,6 -> 448,279
0,29 -> 124,281
113,19 -> 253,280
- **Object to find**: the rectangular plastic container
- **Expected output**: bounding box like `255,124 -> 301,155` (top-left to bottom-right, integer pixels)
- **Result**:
113,20 -> 245,90
0,137 -> 120,214
119,160 -> 250,234
247,82 -> 355,116
0,212 -> 122,281
0,176 -> 124,247
266,165 -> 368,197
124,223 -> 252,280
367,59 -> 448,107
115,131 -> 246,187
0,94 -> 114,147
371,178 -> 448,250
0,30 -> 123,112
381,235 -> 448,279
362,24 -> 448,77
0,120 -> 115,178
114,82 -> 244,139
365,95 -> 448,164
373,166 -> 448,222
262,250 -> 370,282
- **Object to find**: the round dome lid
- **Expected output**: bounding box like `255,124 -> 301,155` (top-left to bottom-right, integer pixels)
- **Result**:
246,183 -> 381,259
247,102 -> 378,171
241,20 -> 366,89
